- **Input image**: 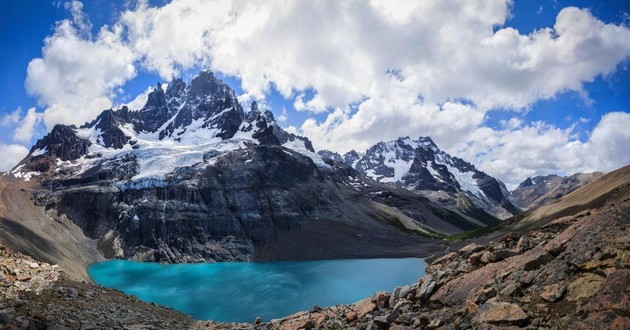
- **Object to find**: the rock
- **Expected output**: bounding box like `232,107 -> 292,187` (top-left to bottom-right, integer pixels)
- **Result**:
0,308 -> 15,323
541,283 -> 565,302
523,251 -> 554,271
515,236 -> 532,253
345,310 -> 358,322
581,270 -> 630,312
281,317 -> 313,330
459,243 -> 484,257
544,242 -> 567,257
385,307 -> 402,323
389,325 -> 411,330
487,250 -> 519,262
499,284 -> 520,298
475,287 -> 496,304
376,292 -> 390,309
416,276 -> 436,301
575,310 -> 630,330
254,316 -> 262,324
398,285 -> 413,300
476,302 -> 528,326
350,298 -> 375,319
566,273 -> 606,301
366,320 -> 388,330
432,252 -> 457,265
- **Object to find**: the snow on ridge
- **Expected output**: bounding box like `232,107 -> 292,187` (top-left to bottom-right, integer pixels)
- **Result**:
31,147 -> 48,157
282,139 -> 331,168
444,163 -> 486,199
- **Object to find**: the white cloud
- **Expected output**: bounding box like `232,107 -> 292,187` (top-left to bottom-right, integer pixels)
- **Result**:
0,144 -> 29,172
449,112 -> 630,189
64,0 -> 92,36
12,108 -> 43,143
120,85 -> 153,111
25,3 -> 136,129
1,108 -> 22,127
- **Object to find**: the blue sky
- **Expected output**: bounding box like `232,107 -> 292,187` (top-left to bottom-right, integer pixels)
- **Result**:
0,0 -> 629,186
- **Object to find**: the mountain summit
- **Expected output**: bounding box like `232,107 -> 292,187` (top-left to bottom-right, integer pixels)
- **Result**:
319,137 -> 520,220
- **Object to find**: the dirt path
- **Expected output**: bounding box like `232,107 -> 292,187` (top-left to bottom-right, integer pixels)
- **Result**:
0,176 -> 103,281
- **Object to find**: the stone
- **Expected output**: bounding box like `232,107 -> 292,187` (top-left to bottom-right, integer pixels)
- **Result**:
350,298 -> 375,319
376,293 -> 390,309
499,284 -> 520,298
398,285 -> 413,299
459,243 -> 484,256
476,302 -> 528,325
523,251 -> 554,271
515,236 -> 532,253
345,310 -> 358,322
487,250 -> 519,262
416,278 -> 436,301
281,317 -> 314,330
469,252 -> 484,266
366,320 -> 388,330
566,273 -> 606,302
541,283 -> 565,302
254,316 -> 262,324
582,270 -> 630,312
389,325 -> 411,330
385,308 -> 402,323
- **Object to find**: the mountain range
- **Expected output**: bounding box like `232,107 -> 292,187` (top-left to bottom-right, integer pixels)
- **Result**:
3,69 -> 600,266
3,71 -> 471,264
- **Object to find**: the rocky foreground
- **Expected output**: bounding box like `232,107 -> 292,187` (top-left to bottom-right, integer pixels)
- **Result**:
0,170 -> 628,329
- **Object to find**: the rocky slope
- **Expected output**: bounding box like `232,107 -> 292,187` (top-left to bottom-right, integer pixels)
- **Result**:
200,165 -> 630,329
0,243 -> 194,329
0,167 -> 627,328
319,137 -> 520,220
511,172 -> 604,210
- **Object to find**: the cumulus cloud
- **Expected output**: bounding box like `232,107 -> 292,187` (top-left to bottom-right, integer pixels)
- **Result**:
0,144 -> 29,172
12,108 -> 43,143
1,108 -> 22,127
25,4 -> 136,128
22,0 -> 630,185
449,111 -> 630,188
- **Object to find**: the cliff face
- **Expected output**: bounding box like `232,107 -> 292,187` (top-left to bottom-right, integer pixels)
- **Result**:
31,145 -> 456,263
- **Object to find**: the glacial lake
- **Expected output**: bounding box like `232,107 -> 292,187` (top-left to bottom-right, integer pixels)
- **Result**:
88,258 -> 426,323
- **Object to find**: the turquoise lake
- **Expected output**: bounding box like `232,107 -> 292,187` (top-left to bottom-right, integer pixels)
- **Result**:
88,258 -> 426,323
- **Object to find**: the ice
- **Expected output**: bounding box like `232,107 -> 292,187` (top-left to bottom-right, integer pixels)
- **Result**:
31,147 -> 48,157
282,139 -> 331,168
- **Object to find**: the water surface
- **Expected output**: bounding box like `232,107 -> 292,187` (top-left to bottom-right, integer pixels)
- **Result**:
88,258 -> 425,323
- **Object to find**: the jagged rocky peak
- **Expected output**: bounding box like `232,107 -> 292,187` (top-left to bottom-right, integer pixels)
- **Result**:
13,68 -> 326,182
342,150 -> 363,167
317,150 -> 343,163
352,136 -> 519,219
511,172 -> 604,210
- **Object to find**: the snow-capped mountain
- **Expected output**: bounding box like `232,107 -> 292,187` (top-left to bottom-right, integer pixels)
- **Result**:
11,70 -> 497,263
13,70 -> 324,183
319,137 -> 520,219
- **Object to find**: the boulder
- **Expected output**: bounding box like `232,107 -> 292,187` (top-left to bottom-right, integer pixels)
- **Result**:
522,251 -> 554,271
541,283 -> 565,302
476,302 -> 528,326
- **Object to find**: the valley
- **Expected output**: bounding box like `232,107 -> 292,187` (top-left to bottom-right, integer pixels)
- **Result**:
0,70 -> 627,329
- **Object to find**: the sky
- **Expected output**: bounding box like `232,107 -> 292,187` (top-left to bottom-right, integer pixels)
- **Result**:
0,0 -> 629,188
